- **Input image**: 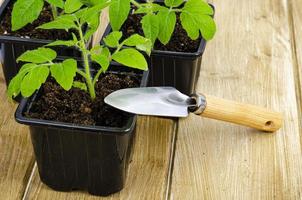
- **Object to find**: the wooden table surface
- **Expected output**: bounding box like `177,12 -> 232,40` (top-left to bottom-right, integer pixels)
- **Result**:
1,0 -> 302,199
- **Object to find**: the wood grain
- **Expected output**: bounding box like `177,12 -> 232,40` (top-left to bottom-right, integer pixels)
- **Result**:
288,0 -> 302,131
170,0 -> 302,199
23,117 -> 176,200
0,67 -> 35,200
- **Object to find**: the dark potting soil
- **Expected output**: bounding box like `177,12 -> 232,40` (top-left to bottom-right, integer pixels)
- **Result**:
120,12 -> 201,53
0,4 -> 71,40
26,73 -> 140,127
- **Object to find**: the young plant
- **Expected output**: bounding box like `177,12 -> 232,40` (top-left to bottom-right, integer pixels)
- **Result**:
8,2 -> 151,100
11,0 -> 98,31
109,0 -> 216,45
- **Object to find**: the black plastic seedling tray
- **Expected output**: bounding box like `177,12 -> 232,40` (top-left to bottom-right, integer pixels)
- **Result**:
15,62 -> 148,196
102,4 -> 214,95
0,0 -> 84,86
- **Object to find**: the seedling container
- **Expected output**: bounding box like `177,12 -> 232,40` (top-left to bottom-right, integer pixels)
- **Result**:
104,3 -> 214,95
15,62 -> 148,196
0,0 -> 86,86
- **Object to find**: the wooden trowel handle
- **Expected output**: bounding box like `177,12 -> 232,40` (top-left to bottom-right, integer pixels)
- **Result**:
193,94 -> 283,132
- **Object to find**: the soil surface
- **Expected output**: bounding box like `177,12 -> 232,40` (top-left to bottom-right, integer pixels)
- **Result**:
120,11 -> 201,52
26,73 -> 140,127
0,4 -> 71,40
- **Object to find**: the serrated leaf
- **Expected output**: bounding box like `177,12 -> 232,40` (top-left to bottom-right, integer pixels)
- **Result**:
157,9 -> 176,45
73,81 -> 87,91
184,0 -> 213,15
46,0 -> 64,8
80,0 -> 100,6
50,59 -> 77,90
123,34 -> 152,55
11,0 -> 44,31
45,40 -> 76,47
91,46 -> 110,71
141,14 -> 159,44
17,48 -> 57,63
20,66 -> 49,97
103,31 -> 122,48
38,14 -> 77,30
74,7 -> 87,18
112,48 -> 147,70
7,63 -> 37,98
109,0 -> 130,31
180,11 -> 199,39
80,2 -> 109,24
180,0 -> 215,40
64,0 -> 83,13
80,3 -> 109,41
199,15 -> 216,40
165,0 -> 183,7
91,54 -> 109,71
134,4 -> 166,14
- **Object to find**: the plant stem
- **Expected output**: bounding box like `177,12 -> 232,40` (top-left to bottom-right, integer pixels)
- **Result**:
77,69 -> 88,79
171,8 -> 182,12
51,5 -> 58,19
130,0 -> 142,8
77,21 -> 96,100
92,69 -> 103,86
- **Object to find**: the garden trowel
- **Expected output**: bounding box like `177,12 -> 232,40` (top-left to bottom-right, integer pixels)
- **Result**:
104,87 -> 283,132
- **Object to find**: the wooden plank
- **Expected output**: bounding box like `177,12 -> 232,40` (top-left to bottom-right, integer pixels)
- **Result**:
0,67 -> 35,199
24,116 -> 176,199
288,0 -> 302,128
170,0 -> 302,199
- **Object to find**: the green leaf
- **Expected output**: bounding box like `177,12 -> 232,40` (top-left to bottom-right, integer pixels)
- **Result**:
45,40 -> 76,47
20,66 -> 49,97
7,63 -> 37,98
91,54 -> 110,71
103,31 -> 122,48
165,0 -> 183,7
17,48 -> 57,63
50,59 -> 77,90
64,0 -> 83,13
80,2 -> 109,24
72,33 -> 78,41
46,0 -> 64,8
199,15 -> 216,40
91,45 -> 110,56
73,81 -> 87,91
38,14 -> 77,30
112,48 -> 147,70
157,9 -> 176,45
109,0 -> 130,31
134,4 -> 166,14
180,0 -> 215,40
91,46 -> 110,71
80,0 -> 100,6
141,14 -> 159,44
11,0 -> 44,31
123,34 -> 152,55
79,3 -> 110,41
184,0 -> 214,15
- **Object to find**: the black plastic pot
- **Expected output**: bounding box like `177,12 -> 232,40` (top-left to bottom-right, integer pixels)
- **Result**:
15,63 -> 148,196
104,4 -> 214,95
0,0 -> 86,86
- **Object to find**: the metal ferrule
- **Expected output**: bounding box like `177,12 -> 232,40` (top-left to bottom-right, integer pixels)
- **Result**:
188,93 -> 207,114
